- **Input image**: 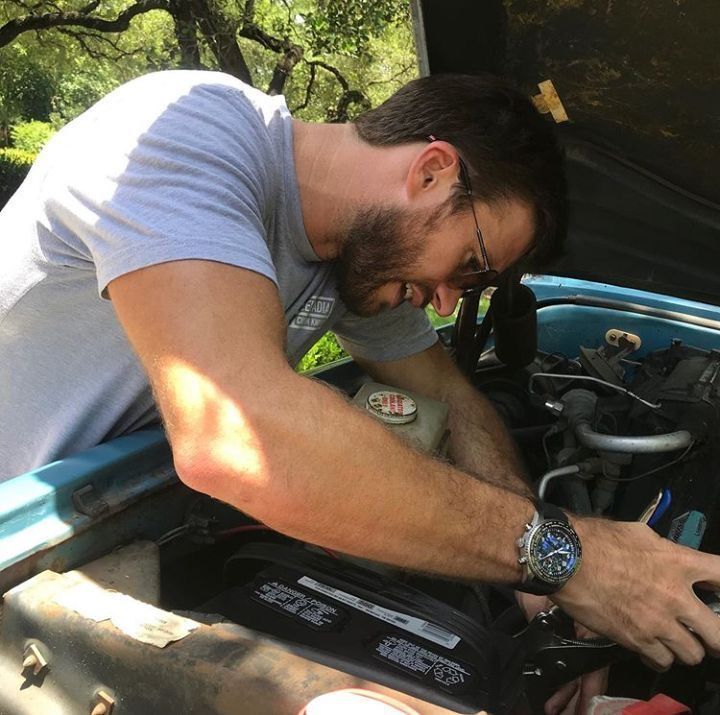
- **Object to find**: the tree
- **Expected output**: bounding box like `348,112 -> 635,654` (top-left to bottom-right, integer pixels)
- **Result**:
0,0 -> 417,129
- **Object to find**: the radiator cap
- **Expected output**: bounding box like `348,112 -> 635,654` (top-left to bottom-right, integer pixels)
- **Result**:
366,391 -> 418,424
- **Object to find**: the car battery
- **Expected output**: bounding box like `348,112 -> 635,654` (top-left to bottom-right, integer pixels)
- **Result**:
199,543 -> 522,714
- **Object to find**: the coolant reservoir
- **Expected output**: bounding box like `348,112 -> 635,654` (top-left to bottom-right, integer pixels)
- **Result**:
353,382 -> 450,455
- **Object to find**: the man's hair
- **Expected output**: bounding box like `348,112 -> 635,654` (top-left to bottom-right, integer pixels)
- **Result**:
354,74 -> 566,268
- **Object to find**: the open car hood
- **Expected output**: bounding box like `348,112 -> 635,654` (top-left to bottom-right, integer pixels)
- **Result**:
413,0 -> 720,306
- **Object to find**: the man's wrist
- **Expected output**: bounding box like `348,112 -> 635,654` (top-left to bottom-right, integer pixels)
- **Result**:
515,501 -> 583,595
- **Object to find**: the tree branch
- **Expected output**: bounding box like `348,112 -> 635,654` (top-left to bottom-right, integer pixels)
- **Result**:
366,62 -> 415,87
305,60 -> 370,122
330,89 -> 369,123
306,59 -> 349,90
169,0 -> 200,68
0,0 -> 170,49
290,62 -> 317,113
239,22 -> 287,54
57,26 -> 143,61
190,0 -> 252,83
241,0 -> 255,27
267,43 -> 303,95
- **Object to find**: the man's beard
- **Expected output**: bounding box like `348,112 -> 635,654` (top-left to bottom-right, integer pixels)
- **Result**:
334,206 -> 425,317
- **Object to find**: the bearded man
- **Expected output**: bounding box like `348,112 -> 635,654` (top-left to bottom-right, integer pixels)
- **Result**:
2,73 -> 720,713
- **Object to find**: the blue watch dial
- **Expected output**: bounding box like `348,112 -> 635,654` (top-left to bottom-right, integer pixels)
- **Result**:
527,521 -> 581,585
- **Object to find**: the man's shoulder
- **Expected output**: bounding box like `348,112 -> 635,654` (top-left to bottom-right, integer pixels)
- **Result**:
112,70 -> 285,123
45,70 -> 287,185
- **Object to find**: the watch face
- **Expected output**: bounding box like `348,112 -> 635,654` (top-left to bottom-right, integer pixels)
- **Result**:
527,521 -> 581,585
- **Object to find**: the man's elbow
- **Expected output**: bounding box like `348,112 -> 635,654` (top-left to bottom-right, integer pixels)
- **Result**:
170,428 -> 300,529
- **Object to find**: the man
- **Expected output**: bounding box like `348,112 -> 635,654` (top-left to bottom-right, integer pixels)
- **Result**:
2,71 -> 720,708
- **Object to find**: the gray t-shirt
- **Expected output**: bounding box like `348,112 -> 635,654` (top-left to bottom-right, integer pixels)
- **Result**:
0,70 -> 437,480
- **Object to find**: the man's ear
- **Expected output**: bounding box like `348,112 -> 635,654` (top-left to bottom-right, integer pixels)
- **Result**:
406,140 -> 458,200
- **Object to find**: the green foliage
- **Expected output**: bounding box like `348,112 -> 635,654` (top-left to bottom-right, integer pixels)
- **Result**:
0,147 -> 34,207
50,67 -> 121,125
296,332 -> 348,372
0,45 -> 56,144
304,0 -> 409,56
10,121 -> 55,153
0,147 -> 35,165
0,5 -> 175,131
43,10 -> 177,125
296,303 -> 483,373
0,1 -> 417,129
0,46 -> 55,126
241,0 -> 417,123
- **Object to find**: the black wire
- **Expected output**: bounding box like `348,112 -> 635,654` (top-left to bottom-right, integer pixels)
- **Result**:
601,441 -> 696,483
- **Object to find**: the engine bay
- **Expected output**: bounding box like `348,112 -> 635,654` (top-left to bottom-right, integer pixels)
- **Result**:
487,336 -> 720,529
479,332 -> 720,709
4,295 -> 720,715
146,329 -> 720,713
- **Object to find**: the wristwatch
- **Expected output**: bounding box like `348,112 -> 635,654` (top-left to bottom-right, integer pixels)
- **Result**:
516,501 -> 582,595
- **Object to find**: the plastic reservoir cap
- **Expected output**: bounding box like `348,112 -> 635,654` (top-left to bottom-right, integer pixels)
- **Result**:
366,390 -> 418,424
300,689 -> 421,715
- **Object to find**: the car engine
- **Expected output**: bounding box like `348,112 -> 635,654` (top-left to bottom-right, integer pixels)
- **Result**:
4,303 -> 720,714
473,334 -> 720,708
485,338 -> 720,533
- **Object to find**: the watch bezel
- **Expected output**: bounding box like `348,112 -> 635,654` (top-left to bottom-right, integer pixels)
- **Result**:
524,519 -> 582,586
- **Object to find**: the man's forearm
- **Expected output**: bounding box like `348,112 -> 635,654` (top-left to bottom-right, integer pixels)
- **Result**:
443,382 -> 533,497
177,369 -> 534,584
355,342 -> 532,497
112,262 -> 720,670
111,264 -> 531,586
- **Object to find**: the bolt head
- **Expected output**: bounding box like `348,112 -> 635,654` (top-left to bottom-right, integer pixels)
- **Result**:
22,644 -> 48,676
91,689 -> 115,715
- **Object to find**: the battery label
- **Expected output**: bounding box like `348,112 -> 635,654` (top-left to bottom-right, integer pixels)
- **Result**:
297,576 -> 460,649
251,579 -> 345,631
374,635 -> 475,693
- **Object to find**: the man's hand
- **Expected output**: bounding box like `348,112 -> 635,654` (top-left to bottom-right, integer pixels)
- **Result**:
353,342 -> 532,496
373,346 -> 720,671
516,593 -> 608,715
555,518 -> 720,670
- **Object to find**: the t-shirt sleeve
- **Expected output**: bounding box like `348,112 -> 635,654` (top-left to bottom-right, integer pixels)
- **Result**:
40,73 -> 279,297
333,302 -> 438,363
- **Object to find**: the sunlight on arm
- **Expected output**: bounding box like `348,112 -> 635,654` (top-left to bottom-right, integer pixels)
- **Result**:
163,359 -> 268,489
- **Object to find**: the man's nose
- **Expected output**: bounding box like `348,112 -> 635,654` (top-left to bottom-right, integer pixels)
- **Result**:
431,284 -> 464,317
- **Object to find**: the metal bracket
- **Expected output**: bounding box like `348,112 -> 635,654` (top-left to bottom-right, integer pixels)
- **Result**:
605,329 -> 642,352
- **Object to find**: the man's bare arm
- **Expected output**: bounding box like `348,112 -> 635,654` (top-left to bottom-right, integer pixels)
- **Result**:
108,260 -> 532,581
353,342 -> 531,496
108,260 -> 720,670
